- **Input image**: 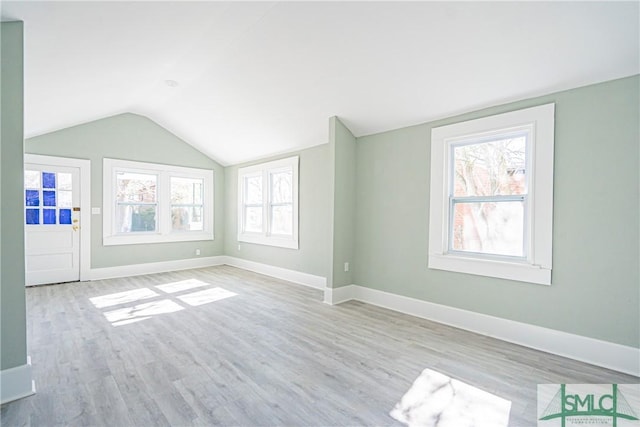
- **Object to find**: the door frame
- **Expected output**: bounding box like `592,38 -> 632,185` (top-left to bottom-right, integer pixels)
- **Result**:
25,154 -> 91,282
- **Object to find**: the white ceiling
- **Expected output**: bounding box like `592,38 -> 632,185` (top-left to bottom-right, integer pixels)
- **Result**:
2,1 -> 639,166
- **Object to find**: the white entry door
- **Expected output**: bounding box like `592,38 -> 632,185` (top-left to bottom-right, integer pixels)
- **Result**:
24,163 -> 81,286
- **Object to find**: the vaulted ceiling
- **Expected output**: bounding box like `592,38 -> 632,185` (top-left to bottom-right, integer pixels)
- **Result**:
2,1 -> 638,165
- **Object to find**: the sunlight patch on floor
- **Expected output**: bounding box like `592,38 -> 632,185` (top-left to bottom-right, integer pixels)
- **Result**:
155,278 -> 210,294
89,287 -> 159,308
105,299 -> 184,327
390,368 -> 511,427
176,287 -> 237,306
90,280 -> 239,326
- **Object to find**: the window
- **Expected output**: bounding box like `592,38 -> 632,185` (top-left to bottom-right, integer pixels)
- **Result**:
428,103 -> 554,285
237,156 -> 299,249
24,169 -> 74,225
103,159 -> 213,245
115,171 -> 157,232
170,177 -> 204,232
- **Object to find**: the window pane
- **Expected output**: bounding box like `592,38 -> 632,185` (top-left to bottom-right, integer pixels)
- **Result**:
453,136 -> 526,197
42,172 -> 56,189
26,209 -> 39,225
58,190 -> 72,208
59,209 -> 72,225
116,172 -> 156,203
58,173 -> 72,190
25,170 -> 40,188
244,206 -> 263,233
26,190 -> 40,206
270,204 -> 293,236
451,201 -> 524,257
270,170 -> 292,203
43,209 -> 56,224
244,175 -> 262,204
171,177 -> 203,205
172,206 -> 203,231
115,205 -> 156,232
43,190 -> 56,206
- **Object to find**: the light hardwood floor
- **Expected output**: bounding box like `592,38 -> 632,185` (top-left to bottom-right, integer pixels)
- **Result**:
1,266 -> 637,426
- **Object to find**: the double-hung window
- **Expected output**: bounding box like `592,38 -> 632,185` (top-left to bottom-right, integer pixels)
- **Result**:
103,159 -> 214,245
237,156 -> 299,249
428,103 -> 555,285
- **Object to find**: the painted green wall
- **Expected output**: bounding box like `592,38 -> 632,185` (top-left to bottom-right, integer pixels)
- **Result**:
25,113 -> 225,268
354,75 -> 640,348
1,21 -> 28,370
224,144 -> 331,278
330,117 -> 356,288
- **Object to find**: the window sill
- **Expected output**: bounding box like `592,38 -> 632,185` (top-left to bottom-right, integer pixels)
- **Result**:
428,253 -> 551,285
104,232 -> 214,246
238,234 -> 299,250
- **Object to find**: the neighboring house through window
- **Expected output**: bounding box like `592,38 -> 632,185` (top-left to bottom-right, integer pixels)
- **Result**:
428,103 -> 555,285
103,158 -> 214,245
237,156 -> 299,249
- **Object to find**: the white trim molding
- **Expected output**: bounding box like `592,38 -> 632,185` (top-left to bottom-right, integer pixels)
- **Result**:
237,156 -> 300,250
325,285 -> 639,377
428,103 -> 555,285
102,158 -> 215,246
323,284 -> 356,305
0,357 -> 35,405
222,256 -> 326,290
90,256 -> 225,281
88,255 -> 327,291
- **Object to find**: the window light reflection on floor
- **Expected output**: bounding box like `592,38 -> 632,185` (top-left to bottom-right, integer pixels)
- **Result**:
176,287 -> 237,306
90,280 -> 238,327
390,368 -> 511,427
104,299 -> 184,327
89,287 -> 159,309
155,278 -> 210,294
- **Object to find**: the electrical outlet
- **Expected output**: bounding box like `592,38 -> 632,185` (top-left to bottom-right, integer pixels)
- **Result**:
195,249 -> 201,256
238,244 -> 241,251
344,262 -> 349,272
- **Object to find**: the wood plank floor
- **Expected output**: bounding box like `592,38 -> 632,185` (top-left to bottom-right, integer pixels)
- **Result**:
1,266 -> 637,426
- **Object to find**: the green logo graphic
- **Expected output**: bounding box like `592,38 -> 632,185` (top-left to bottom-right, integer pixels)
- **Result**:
539,384 -> 639,427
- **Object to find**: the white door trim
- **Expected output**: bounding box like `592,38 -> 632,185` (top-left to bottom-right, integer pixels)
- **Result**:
25,154 -> 91,282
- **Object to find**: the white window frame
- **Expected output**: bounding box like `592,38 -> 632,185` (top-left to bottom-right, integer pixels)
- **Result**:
237,156 -> 299,249
103,158 -> 214,245
428,103 -> 555,285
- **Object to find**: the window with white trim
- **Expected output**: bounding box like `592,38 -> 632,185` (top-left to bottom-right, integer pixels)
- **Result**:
428,103 -> 555,285
237,156 -> 299,249
103,159 -> 214,245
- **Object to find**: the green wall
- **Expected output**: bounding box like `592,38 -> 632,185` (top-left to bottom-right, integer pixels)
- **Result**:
26,113 -> 225,268
329,117 -> 356,288
354,75 -> 640,348
224,144 -> 331,278
1,21 -> 28,370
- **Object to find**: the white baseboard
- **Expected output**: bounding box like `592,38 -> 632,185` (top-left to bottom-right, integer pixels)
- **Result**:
324,284 -> 355,304
221,256 -> 326,290
88,255 -> 326,290
90,256 -> 225,281
326,285 -> 640,377
1,357 -> 35,405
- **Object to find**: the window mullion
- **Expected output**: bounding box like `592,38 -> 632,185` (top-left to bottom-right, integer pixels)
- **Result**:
264,169 -> 270,237
112,168 -> 118,236
450,195 -> 526,203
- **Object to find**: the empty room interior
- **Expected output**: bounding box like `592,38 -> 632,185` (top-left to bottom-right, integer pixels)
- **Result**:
1,1 -> 639,426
